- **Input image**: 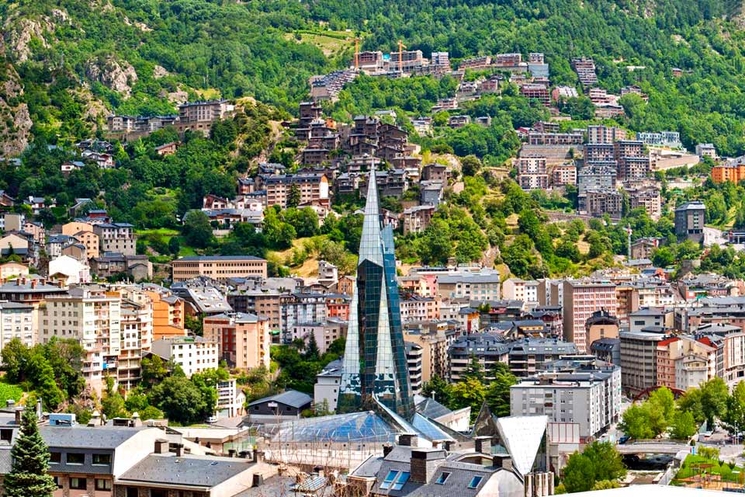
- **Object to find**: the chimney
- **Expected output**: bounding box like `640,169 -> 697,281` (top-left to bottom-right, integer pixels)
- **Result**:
31,280 -> 37,289
493,454 -> 513,471
5,400 -> 14,409
410,448 -> 446,484
475,436 -> 492,455
14,408 -> 22,425
398,433 -> 418,447
382,443 -> 394,457
252,450 -> 264,463
228,449 -> 236,458
154,439 -> 169,454
443,441 -> 456,452
175,443 -> 183,457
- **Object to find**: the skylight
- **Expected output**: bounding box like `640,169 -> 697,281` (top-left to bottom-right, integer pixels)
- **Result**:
468,475 -> 483,488
381,470 -> 398,489
435,472 -> 451,484
391,471 -> 410,490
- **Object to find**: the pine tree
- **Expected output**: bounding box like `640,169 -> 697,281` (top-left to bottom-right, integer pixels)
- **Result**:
4,408 -> 57,497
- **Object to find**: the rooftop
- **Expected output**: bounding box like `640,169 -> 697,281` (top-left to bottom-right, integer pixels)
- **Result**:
117,454 -> 253,488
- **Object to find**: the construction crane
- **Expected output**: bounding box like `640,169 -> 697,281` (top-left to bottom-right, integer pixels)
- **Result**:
398,39 -> 406,75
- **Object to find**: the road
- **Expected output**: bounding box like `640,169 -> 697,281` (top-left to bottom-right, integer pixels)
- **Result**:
704,226 -> 727,248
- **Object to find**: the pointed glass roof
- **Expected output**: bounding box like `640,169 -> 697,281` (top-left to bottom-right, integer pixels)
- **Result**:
497,415 -> 547,476
359,167 -> 384,266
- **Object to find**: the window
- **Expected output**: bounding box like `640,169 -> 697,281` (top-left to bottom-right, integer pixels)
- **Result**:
67,452 -> 85,464
435,472 -> 451,484
391,471 -> 410,490
380,470 -> 398,489
70,477 -> 87,490
95,478 -> 112,491
49,452 -> 61,463
468,476 -> 483,488
93,453 -> 111,465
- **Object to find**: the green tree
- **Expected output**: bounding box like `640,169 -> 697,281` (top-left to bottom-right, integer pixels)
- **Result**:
287,184 -> 301,208
101,376 -> 127,419
562,452 -> 596,493
619,404 -> 656,439
700,378 -> 729,428
150,376 -> 209,425
485,363 -> 518,417
449,377 -> 487,418
1,338 -> 31,384
461,155 -> 482,177
670,411 -> 697,439
422,376 -> 451,407
3,408 -> 57,497
183,210 -> 214,249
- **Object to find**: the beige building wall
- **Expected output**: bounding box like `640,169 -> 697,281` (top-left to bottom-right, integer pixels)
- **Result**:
172,257 -> 268,282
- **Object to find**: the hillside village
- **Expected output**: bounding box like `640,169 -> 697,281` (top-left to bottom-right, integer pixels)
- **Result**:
3,7 -> 745,496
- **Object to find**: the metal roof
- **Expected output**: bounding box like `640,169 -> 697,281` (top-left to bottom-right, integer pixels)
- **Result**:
117,454 -> 253,488
248,390 -> 312,409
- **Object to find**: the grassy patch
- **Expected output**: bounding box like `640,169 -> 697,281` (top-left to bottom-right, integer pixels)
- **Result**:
0,380 -> 23,406
284,30 -> 356,57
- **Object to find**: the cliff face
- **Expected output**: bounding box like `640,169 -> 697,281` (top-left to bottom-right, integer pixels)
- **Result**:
0,64 -> 33,157
85,56 -> 139,98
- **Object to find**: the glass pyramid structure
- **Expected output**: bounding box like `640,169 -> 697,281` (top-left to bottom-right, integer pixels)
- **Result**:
338,167 -> 414,419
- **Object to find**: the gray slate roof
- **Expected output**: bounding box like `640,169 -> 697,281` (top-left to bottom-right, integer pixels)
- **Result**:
117,454 -> 253,488
248,390 -> 312,409
40,426 -> 146,449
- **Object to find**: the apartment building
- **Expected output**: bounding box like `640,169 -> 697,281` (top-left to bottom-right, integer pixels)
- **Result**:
620,330 -> 666,394
436,270 -> 501,301
448,333 -> 510,381
203,312 -> 271,370
92,223 -> 136,256
177,100 -> 235,134
400,295 -> 439,324
582,190 -> 623,219
39,287 -> 122,393
638,131 -> 681,148
584,309 -> 620,348
61,222 -> 100,259
562,280 -> 618,353
171,255 -> 268,282
142,286 -> 185,339
117,293 -> 153,391
151,336 -> 219,377
587,125 -> 627,144
656,336 -> 716,391
527,131 -> 584,146
403,327 -> 451,382
517,157 -> 549,190
228,290 -> 283,333
402,205 -> 435,235
507,338 -> 578,377
511,358 -> 622,440
291,318 -> 347,353
0,301 -> 34,348
406,342 -> 424,395
627,184 -> 662,220
520,83 -> 550,106
501,278 -> 539,308
258,173 -> 330,208
551,163 -> 577,187
675,201 -> 706,243
279,292 -> 329,342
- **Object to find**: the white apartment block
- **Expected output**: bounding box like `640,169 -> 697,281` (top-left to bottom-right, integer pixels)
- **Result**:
118,297 -> 153,390
502,279 -> 539,307
517,157 -> 549,191
436,270 -> 501,301
510,360 -> 622,440
151,337 -> 218,378
216,378 -> 246,418
0,301 -> 35,348
39,287 -> 122,392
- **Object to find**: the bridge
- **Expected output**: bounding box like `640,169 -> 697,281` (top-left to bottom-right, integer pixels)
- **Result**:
615,441 -> 691,455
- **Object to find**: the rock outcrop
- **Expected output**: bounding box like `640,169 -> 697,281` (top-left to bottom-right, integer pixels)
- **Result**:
85,56 -> 138,98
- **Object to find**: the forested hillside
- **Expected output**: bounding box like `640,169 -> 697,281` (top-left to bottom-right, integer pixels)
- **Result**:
4,0 -> 745,153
